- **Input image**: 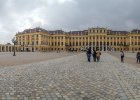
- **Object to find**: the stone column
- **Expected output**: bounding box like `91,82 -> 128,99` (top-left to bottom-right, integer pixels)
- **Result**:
112,37 -> 114,51
109,37 -> 110,47
1,45 -> 2,52
34,35 -> 36,52
18,37 -> 20,45
84,37 -> 87,48
88,36 -> 89,48
137,36 -> 138,48
95,36 -> 96,49
48,37 -> 50,46
9,46 -> 12,52
115,37 -> 117,51
130,36 -> 132,51
78,37 -> 79,46
109,37 -> 111,51
119,37 -> 121,46
25,35 -> 27,45
63,36 -> 65,51
74,37 -> 76,48
60,37 -> 61,46
0,46 -> 1,52
4,46 -> 6,52
7,46 -> 9,52
91,36 -> 93,49
56,37 -> 58,51
0,45 -> 2,52
106,36 -> 107,51
29,35 -> 32,45
38,35 -> 41,45
99,36 -> 100,50
102,36 -> 104,51
21,36 -> 23,45
1,46 -> 2,52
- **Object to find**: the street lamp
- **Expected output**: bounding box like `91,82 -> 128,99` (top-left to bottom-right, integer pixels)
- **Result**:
12,37 -> 17,56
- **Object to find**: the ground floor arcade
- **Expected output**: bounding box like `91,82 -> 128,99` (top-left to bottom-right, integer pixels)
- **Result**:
0,44 -> 139,52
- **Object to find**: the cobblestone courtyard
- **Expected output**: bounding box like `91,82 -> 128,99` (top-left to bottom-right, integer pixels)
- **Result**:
0,52 -> 140,100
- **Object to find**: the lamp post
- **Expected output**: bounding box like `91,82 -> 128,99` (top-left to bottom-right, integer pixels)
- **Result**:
12,37 -> 17,56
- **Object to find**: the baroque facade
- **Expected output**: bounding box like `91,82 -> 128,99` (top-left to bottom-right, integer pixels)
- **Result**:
14,27 -> 140,52
1,27 -> 140,52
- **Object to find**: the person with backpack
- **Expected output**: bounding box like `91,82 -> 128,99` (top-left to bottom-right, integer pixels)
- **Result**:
86,47 -> 92,62
120,51 -> 125,63
96,49 -> 101,62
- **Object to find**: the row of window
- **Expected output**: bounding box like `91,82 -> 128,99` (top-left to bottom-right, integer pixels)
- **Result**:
18,36 -> 140,41
18,41 -> 140,46
68,42 -> 128,46
18,35 -> 39,39
48,42 -> 140,46
49,37 -> 127,40
19,41 -> 39,45
89,29 -> 106,33
40,47 -> 140,52
131,36 -> 140,39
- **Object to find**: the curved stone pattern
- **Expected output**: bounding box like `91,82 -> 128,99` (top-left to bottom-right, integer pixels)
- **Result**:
0,53 -> 140,100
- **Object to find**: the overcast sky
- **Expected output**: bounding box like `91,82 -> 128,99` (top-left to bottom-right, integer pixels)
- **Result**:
0,0 -> 140,44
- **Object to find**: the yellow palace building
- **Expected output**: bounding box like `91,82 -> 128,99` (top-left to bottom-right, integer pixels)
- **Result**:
0,27 -> 140,52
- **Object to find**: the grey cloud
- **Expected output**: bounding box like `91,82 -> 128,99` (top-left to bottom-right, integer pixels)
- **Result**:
0,0 -> 140,43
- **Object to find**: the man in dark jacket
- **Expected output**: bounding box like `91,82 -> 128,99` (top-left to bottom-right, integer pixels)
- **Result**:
86,47 -> 91,62
136,51 -> 140,63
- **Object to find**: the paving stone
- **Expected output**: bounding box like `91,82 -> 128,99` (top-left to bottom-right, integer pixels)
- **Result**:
0,53 -> 140,99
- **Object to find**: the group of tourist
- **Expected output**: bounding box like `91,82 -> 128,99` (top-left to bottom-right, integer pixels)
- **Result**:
86,47 -> 101,62
86,47 -> 140,64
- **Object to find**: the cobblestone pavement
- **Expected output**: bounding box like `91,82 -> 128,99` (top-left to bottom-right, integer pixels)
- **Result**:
0,53 -> 140,100
109,52 -> 140,68
0,52 -> 77,66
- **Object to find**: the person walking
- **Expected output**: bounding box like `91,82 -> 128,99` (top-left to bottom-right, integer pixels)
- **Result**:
92,49 -> 96,62
96,49 -> 101,62
136,51 -> 140,63
120,51 -> 125,63
86,47 -> 92,62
